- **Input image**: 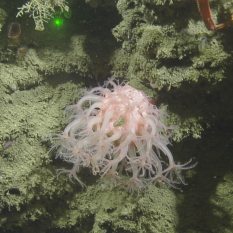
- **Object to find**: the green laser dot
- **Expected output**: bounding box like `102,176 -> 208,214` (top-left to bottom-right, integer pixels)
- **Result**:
55,20 -> 61,25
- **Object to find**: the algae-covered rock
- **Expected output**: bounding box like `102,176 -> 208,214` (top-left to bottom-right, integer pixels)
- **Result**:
51,183 -> 178,233
0,0 -> 232,232
112,0 -> 232,89
0,72 -> 85,232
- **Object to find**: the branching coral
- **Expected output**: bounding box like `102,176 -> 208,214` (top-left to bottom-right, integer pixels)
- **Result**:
16,0 -> 69,31
51,78 -> 197,195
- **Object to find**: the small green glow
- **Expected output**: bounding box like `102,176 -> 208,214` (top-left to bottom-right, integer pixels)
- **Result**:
53,17 -> 64,27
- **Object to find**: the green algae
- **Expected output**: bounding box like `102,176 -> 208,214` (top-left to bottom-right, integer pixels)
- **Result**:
0,72 -> 84,229
52,183 -> 178,233
163,111 -> 204,142
111,0 -> 232,89
0,0 -> 233,232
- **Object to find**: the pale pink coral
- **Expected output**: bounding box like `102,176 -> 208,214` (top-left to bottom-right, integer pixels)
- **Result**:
51,78 -> 197,195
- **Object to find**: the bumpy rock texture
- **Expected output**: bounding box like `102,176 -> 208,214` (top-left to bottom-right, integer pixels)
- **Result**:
0,0 -> 233,232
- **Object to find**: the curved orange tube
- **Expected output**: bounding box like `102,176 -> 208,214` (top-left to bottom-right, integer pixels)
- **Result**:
196,0 -> 232,30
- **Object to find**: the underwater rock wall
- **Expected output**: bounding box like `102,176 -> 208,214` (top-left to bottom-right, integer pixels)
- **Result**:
112,0 -> 229,87
110,0 -> 233,141
0,0 -> 232,232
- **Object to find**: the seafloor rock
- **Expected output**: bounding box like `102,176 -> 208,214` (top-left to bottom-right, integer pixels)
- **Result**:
0,0 -> 232,232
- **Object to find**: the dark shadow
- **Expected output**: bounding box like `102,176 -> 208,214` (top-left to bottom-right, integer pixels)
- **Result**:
156,72 -> 233,232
